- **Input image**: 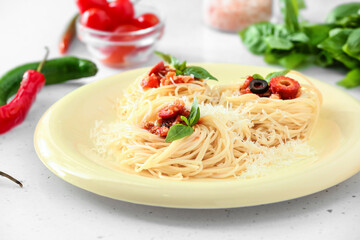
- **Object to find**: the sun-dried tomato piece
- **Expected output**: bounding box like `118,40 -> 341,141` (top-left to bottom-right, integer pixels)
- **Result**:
158,99 -> 185,119
143,99 -> 190,138
240,75 -> 253,94
140,73 -> 160,89
160,71 -> 194,86
148,61 -> 165,76
143,121 -> 154,129
156,126 -> 169,137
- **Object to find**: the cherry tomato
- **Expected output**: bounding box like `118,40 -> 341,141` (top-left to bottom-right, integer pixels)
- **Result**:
108,0 -> 134,25
101,45 -> 136,66
269,76 -> 300,99
76,0 -> 108,14
108,24 -> 141,41
135,13 -> 160,29
80,8 -> 113,31
114,24 -> 140,32
148,61 -> 165,76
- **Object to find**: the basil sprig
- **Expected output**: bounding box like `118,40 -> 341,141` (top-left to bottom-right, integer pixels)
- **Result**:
252,69 -> 290,82
240,1 -> 360,88
155,51 -> 218,81
165,97 -> 200,143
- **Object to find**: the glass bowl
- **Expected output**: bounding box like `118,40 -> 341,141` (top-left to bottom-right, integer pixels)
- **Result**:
76,5 -> 165,68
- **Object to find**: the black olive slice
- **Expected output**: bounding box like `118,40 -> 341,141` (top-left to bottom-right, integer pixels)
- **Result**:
249,79 -> 269,94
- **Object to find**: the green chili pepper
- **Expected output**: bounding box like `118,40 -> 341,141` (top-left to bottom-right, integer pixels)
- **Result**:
0,56 -> 98,106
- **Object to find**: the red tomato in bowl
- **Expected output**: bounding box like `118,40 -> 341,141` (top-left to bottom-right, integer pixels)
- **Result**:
76,0 -> 108,14
108,24 -> 141,41
101,45 -> 136,66
135,13 -> 160,29
114,24 -> 141,33
108,0 -> 134,25
80,8 -> 113,31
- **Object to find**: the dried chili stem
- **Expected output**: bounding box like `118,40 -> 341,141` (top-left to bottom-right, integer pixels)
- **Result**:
0,171 -> 23,187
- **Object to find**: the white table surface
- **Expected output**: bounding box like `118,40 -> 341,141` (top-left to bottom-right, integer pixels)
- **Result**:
1,0 -> 359,239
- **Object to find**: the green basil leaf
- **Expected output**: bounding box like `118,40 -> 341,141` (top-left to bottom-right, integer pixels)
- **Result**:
165,124 -> 194,143
171,57 -> 188,75
178,61 -> 187,72
180,115 -> 190,126
329,28 -> 344,37
318,28 -> 352,52
175,69 -> 183,75
264,53 -> 279,64
170,56 -> 180,68
315,51 -> 334,67
337,68 -> 360,88
265,69 -> 290,82
326,2 -> 360,23
154,51 -> 172,63
336,14 -> 360,28
343,28 -> 360,61
273,24 -> 291,38
188,96 -> 200,126
264,51 -> 283,65
281,0 -> 300,33
239,22 -> 276,55
318,29 -> 359,69
252,74 -> 265,80
240,23 -> 290,54
330,52 -> 359,69
265,36 -> 294,50
288,32 -> 309,43
279,52 -> 308,69
174,60 -> 187,75
191,110 -> 200,127
302,24 -> 334,46
155,52 -> 188,75
183,66 -> 218,81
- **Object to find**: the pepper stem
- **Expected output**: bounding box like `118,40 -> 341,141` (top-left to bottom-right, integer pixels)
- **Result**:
0,171 -> 23,188
37,47 -> 50,72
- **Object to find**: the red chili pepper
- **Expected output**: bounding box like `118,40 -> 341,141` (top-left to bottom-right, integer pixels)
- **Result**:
59,14 -> 79,55
0,48 -> 48,134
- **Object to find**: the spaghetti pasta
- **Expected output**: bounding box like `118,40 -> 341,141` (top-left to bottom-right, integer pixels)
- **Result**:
91,66 -> 321,180
116,73 -> 212,121
212,84 -> 321,147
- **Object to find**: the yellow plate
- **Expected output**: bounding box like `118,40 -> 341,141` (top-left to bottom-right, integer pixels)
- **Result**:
34,64 -> 360,208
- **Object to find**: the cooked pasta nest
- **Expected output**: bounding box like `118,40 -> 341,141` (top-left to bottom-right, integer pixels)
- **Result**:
91,72 -> 321,180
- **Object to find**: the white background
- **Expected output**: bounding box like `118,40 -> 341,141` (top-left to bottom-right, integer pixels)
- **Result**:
0,0 -> 359,239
